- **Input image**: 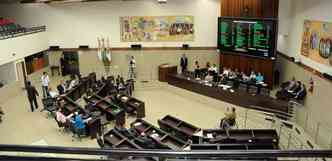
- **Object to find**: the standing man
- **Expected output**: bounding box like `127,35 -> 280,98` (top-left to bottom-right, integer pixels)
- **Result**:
41,72 -> 50,98
128,56 -> 136,79
26,81 -> 39,112
180,54 -> 188,74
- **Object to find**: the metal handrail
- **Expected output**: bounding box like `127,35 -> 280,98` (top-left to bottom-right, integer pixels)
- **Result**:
0,25 -> 46,40
0,145 -> 332,158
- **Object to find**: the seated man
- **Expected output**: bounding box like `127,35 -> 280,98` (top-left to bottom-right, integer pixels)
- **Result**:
288,81 -> 302,97
57,80 -> 67,95
220,107 -> 237,130
249,71 -> 256,81
68,75 -> 79,90
295,83 -> 307,100
208,64 -> 218,75
228,69 -> 237,80
285,77 -> 297,91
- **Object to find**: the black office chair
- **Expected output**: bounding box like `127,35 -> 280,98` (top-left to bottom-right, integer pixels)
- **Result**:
41,97 -> 57,118
248,85 -> 259,95
226,81 -> 234,87
238,83 -> 247,92
260,87 -> 270,96
71,123 -> 88,142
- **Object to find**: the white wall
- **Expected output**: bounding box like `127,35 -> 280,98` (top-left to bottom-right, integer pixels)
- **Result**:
277,0 -> 292,54
277,0 -> 332,75
0,32 -> 49,66
0,62 -> 16,85
0,0 -> 219,48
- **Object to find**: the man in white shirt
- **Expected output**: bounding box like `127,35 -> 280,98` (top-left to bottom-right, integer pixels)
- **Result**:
209,64 -> 218,74
41,72 -> 50,98
222,67 -> 230,77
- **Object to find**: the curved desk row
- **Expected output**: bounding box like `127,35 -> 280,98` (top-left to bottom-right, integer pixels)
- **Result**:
167,74 -> 291,118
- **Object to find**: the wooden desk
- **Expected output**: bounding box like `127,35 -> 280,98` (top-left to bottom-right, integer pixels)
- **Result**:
159,64 -> 177,82
117,94 -> 146,118
158,115 -> 201,142
94,99 -> 125,122
194,129 -> 279,148
104,129 -> 142,149
61,96 -> 82,115
86,117 -> 101,139
131,119 -> 189,150
167,74 -> 291,118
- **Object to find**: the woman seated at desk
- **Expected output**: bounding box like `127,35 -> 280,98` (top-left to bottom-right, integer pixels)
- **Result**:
205,72 -> 214,82
220,107 -> 237,130
55,107 -> 72,128
241,72 -> 250,82
222,67 -> 230,77
256,72 -> 264,83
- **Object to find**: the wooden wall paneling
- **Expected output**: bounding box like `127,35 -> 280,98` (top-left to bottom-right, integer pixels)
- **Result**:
220,0 -> 279,18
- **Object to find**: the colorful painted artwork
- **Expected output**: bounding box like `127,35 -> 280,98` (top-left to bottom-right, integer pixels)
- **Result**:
120,16 -> 194,42
301,20 -> 332,66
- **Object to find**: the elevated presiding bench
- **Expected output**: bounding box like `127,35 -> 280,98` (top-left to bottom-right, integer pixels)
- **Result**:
167,74 -> 291,118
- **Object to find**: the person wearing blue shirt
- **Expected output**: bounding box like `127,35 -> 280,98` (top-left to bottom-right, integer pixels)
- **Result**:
70,112 -> 91,137
73,114 -> 86,130
256,72 -> 264,83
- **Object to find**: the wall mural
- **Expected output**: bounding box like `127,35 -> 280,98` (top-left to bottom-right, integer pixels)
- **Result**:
120,16 -> 194,42
301,20 -> 332,66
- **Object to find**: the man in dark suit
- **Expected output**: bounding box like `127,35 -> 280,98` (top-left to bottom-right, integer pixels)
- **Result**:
180,54 -> 188,74
57,80 -> 66,95
26,81 -> 39,112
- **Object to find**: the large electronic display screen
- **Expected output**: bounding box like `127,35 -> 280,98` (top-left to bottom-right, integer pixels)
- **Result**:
218,17 -> 277,59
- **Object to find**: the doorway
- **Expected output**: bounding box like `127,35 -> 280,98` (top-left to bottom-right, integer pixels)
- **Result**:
15,61 -> 27,89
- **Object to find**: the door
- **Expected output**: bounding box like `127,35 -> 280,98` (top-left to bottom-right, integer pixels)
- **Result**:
16,61 -> 27,88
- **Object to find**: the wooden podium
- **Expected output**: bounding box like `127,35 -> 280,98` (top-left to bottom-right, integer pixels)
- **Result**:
158,64 -> 177,82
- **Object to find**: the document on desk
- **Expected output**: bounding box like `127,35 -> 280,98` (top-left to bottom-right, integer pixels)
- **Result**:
121,96 -> 129,102
193,130 -> 203,137
207,133 -> 213,138
150,133 -> 160,140
183,145 -> 191,151
133,122 -> 142,127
